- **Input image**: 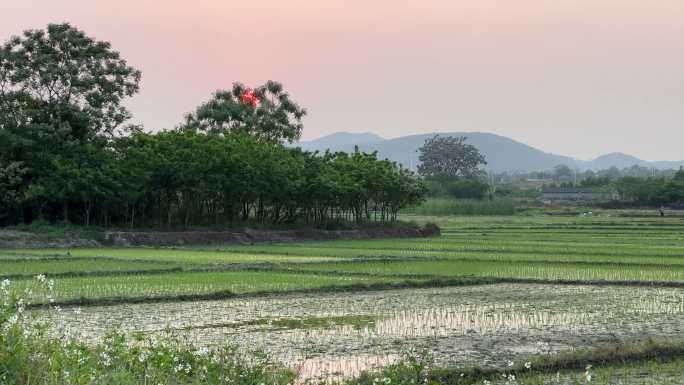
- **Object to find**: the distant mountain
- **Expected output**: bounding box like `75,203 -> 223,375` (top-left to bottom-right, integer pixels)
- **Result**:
588,153 -> 648,170
296,132 -> 684,172
299,132 -> 384,150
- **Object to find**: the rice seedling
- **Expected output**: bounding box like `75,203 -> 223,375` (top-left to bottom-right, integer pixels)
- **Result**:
0,258 -> 181,278
11,271 -> 402,305
48,284 -> 684,382
4,247 -> 344,266
6,214 -> 684,382
293,259 -> 684,282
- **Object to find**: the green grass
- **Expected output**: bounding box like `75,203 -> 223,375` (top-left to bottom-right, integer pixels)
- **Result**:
207,241 -> 684,266
5,215 -> 684,290
291,259 -> 684,282
2,247 -> 339,264
0,258 -> 180,277
12,271 -> 403,304
427,338 -> 684,385
403,198 -> 516,216
4,214 -> 684,382
526,359 -> 684,385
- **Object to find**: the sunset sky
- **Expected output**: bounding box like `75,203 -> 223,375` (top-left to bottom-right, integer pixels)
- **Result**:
2,0 -> 683,160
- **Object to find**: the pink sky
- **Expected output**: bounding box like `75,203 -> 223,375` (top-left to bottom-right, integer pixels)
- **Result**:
2,0 -> 683,160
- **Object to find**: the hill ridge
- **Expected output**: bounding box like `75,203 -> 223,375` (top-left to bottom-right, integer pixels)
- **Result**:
297,132 -> 683,172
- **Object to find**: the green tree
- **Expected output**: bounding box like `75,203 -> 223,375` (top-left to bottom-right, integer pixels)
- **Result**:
0,23 -> 141,223
0,23 -> 141,139
0,161 -> 27,224
417,135 -> 486,180
553,164 -> 573,179
182,81 -> 306,143
674,166 -> 684,182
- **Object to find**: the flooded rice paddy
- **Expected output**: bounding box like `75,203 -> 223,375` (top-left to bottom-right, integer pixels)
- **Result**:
52,283 -> 684,381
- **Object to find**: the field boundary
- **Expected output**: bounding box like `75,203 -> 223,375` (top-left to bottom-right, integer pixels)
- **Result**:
25,277 -> 498,308
26,275 -> 684,309
0,224 -> 440,248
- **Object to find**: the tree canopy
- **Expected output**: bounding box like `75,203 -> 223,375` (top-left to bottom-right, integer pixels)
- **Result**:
0,23 -> 142,223
182,81 -> 306,143
0,23 -> 141,140
0,24 -> 426,228
417,135 -> 487,180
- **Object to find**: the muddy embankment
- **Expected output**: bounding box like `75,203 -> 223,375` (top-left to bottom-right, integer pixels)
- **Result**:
0,224 -> 440,248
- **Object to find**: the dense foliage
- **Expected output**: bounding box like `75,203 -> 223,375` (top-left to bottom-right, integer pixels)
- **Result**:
416,136 -> 490,201
609,177 -> 684,207
425,178 -> 490,200
0,24 -> 426,228
181,81 -> 306,143
417,135 -> 486,180
487,164 -> 684,205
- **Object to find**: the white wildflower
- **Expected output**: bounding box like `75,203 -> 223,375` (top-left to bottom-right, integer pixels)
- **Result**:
194,346 -> 210,357
100,351 -> 112,367
6,314 -> 19,327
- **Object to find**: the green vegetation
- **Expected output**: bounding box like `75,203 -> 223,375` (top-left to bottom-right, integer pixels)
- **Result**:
415,134 -> 503,212
10,271 -> 401,306
427,338 -> 684,385
2,248 -> 338,264
0,258 -> 180,278
4,213 -> 684,383
0,23 -> 426,229
417,135 -> 487,180
2,215 -> 684,308
1,282 -> 295,385
293,259 -> 684,282
490,164 -> 684,208
2,18 -> 683,385
403,198 -> 515,216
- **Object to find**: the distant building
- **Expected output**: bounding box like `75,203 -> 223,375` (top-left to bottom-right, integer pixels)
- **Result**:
541,187 -> 614,201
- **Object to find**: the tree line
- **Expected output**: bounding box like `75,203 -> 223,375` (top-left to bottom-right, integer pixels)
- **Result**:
0,24 -> 426,228
583,170 -> 684,207
540,165 -> 684,206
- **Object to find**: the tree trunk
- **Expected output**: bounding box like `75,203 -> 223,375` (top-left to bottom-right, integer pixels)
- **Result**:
63,202 -> 69,224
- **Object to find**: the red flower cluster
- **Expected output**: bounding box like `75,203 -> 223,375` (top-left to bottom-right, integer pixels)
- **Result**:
241,88 -> 259,107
